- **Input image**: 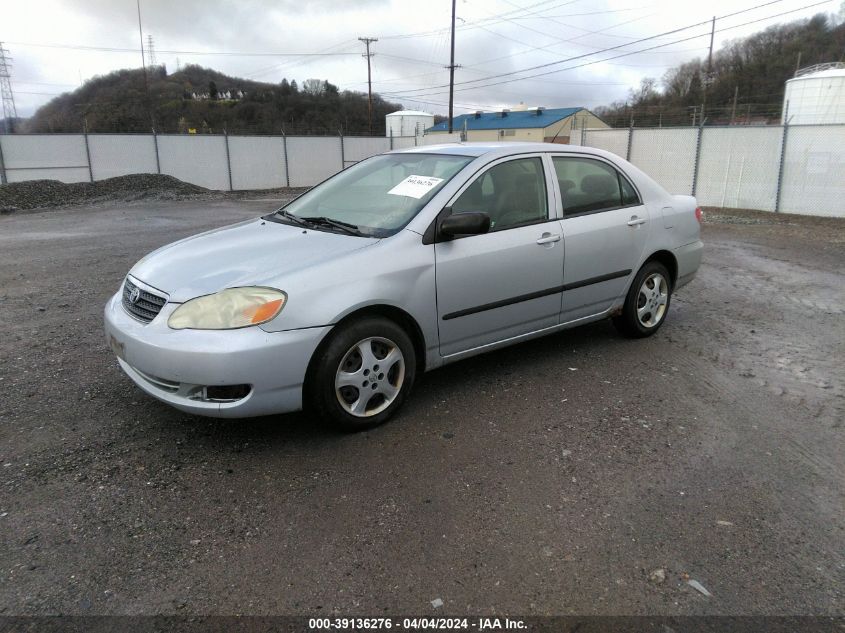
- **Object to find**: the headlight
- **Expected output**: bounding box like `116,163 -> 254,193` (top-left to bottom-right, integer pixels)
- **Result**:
168,287 -> 287,330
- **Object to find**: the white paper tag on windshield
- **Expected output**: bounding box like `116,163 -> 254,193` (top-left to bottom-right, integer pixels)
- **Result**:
387,175 -> 444,199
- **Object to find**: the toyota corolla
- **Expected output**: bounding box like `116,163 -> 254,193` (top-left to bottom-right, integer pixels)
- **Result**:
104,142 -> 703,430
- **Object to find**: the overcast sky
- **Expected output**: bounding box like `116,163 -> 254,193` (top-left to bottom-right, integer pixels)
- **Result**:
3,0 -> 841,118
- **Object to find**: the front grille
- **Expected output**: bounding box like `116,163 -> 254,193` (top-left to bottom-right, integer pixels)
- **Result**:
122,278 -> 167,323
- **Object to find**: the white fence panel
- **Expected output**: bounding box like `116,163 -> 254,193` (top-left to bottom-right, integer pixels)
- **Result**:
420,134 -> 460,145
391,136 -> 418,149
286,136 -> 342,187
228,136 -> 286,190
696,127 -> 782,212
393,136 -> 425,149
89,134 -> 158,180
343,137 -> 391,165
629,128 -> 697,195
2,134 -> 90,183
156,135 -> 229,190
780,125 -> 845,217
583,129 -> 629,157
3,128 -> 844,215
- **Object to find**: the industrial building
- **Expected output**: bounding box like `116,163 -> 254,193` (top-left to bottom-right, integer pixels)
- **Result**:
385,110 -> 435,138
783,63 -> 845,124
425,106 -> 607,143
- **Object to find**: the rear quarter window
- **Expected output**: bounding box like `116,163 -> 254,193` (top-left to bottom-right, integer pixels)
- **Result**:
553,156 -> 640,215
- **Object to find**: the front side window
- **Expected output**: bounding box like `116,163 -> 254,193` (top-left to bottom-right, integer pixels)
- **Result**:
275,153 -> 473,237
552,157 -> 640,215
451,157 -> 548,231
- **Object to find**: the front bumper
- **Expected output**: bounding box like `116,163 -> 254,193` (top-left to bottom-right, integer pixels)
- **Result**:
103,291 -> 331,418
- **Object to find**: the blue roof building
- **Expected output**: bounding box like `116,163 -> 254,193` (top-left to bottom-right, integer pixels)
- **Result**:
426,106 -> 607,143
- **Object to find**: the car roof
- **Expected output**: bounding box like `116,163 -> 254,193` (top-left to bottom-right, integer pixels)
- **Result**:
391,142 -> 602,159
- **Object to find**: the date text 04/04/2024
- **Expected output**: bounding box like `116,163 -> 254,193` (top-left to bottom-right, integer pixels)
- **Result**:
307,617 -> 527,630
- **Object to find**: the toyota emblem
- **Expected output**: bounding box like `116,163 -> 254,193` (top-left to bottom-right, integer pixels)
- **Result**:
129,287 -> 141,304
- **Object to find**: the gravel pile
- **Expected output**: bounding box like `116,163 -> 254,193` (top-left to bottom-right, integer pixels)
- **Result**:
0,173 -> 210,213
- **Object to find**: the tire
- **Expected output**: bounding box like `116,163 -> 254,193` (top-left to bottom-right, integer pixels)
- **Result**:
613,261 -> 672,338
306,316 -> 416,431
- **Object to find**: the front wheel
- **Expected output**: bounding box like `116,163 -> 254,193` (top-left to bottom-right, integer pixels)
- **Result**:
306,317 -> 416,431
613,261 -> 671,338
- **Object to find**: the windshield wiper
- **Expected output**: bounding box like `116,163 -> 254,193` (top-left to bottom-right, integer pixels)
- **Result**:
299,216 -> 363,236
275,209 -> 310,227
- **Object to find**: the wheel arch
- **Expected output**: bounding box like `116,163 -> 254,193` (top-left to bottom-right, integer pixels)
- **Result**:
643,249 -> 678,288
304,304 -> 428,398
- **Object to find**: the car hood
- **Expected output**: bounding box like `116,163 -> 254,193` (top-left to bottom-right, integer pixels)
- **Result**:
129,218 -> 377,302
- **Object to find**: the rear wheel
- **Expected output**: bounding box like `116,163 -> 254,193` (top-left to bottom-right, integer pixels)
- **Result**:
613,261 -> 671,338
306,317 -> 416,431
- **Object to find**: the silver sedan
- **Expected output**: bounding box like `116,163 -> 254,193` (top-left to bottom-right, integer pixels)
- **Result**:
104,142 -> 703,430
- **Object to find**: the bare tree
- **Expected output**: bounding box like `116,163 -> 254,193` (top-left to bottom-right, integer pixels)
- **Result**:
303,79 -> 326,96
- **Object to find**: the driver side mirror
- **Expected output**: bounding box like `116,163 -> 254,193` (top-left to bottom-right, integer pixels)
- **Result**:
439,210 -> 491,238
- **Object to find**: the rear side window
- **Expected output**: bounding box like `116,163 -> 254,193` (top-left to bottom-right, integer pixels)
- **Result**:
552,157 -> 640,215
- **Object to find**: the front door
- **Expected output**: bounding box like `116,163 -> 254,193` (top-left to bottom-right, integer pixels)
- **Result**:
551,155 -> 650,323
435,155 -> 565,357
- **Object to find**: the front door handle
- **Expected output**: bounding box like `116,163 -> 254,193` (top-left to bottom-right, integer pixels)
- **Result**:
627,216 -> 647,226
536,233 -> 561,245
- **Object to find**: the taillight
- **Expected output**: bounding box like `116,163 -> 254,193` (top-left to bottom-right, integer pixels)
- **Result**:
695,207 -> 703,223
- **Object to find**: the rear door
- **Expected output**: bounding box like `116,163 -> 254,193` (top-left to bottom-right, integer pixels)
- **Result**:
434,154 -> 565,357
551,155 -> 649,323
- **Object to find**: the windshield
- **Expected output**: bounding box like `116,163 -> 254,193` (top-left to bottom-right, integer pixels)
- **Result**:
273,153 -> 473,237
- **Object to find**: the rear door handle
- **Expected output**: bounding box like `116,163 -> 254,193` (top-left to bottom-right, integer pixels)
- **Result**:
627,216 -> 647,226
536,233 -> 561,245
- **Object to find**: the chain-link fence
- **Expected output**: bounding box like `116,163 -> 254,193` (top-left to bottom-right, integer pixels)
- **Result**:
0,132 -> 437,190
779,125 -> 845,217
580,123 -> 845,217
629,128 -> 698,197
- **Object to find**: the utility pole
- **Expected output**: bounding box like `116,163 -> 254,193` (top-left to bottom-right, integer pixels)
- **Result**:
447,0 -> 457,133
0,43 -> 17,134
700,15 -> 715,127
359,37 -> 377,135
795,51 -> 802,75
136,0 -> 154,131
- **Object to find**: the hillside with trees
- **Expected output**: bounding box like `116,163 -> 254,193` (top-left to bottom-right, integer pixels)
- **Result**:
597,12 -> 845,127
23,64 -> 405,135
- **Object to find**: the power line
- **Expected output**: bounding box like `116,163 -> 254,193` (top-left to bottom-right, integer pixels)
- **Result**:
5,41 -> 361,58
384,0 -> 829,99
378,0 -> 580,41
13,80 -> 78,87
243,39 -> 359,80
386,0 -> 788,97
443,6 -> 660,78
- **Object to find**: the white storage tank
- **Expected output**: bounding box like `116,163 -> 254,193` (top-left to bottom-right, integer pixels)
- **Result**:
385,110 -> 435,138
783,63 -> 845,124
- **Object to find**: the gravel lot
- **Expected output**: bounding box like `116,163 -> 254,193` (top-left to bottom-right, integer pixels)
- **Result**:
0,199 -> 842,616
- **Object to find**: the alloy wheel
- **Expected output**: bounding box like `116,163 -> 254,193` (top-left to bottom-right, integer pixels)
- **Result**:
636,272 -> 668,328
334,336 -> 406,417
